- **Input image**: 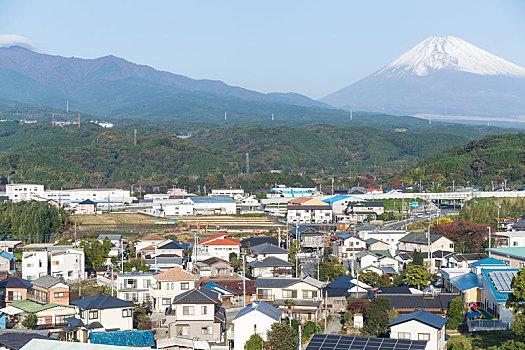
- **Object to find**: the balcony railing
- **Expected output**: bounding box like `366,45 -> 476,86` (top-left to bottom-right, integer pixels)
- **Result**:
256,294 -> 275,301
467,318 -> 511,332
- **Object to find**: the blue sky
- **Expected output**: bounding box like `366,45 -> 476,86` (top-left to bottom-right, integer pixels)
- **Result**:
1,1 -> 524,98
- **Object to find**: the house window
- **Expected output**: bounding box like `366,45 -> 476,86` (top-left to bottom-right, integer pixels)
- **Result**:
398,332 -> 411,339
36,317 -> 46,325
283,290 -> 297,298
143,279 -> 151,288
258,289 -> 272,300
418,333 -> 430,341
201,326 -> 213,335
122,309 -> 132,317
202,306 -> 207,315
171,283 -> 174,290
183,306 -> 195,315
177,325 -> 189,336
302,290 -> 317,299
80,310 -> 85,318
55,315 -> 67,325
181,282 -> 190,290
89,310 -> 98,319
162,298 -> 171,305
54,292 -> 65,298
8,291 -> 22,301
52,261 -> 59,265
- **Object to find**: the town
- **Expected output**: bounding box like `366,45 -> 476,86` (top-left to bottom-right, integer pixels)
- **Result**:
0,182 -> 524,350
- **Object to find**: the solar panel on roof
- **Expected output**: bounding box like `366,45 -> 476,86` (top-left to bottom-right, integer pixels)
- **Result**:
488,271 -> 517,292
305,334 -> 427,350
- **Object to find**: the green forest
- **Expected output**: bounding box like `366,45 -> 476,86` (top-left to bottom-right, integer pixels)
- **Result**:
0,202 -> 70,242
401,134 -> 525,186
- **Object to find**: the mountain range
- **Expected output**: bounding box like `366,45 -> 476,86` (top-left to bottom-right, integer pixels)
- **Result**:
321,36 -> 525,120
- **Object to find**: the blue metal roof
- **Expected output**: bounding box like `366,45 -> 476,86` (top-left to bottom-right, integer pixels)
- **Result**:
471,257 -> 506,267
380,267 -> 398,274
389,309 -> 447,329
70,294 -> 134,310
190,196 -> 235,204
326,275 -> 355,289
450,273 -> 483,291
234,300 -> 282,321
0,251 -> 17,261
202,281 -> 236,295
322,195 -> 351,204
481,268 -> 519,303
89,330 -> 155,347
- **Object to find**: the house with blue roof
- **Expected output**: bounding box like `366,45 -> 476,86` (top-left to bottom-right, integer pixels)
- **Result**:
0,251 -> 18,273
323,275 -> 371,312
389,310 -> 447,350
480,268 -> 519,322
90,330 -> 155,348
488,247 -> 525,269
230,301 -> 282,350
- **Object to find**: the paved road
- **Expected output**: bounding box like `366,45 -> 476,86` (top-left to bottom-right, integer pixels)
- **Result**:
325,313 -> 344,334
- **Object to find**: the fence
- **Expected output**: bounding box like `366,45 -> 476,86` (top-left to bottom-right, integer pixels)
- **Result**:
467,318 -> 511,332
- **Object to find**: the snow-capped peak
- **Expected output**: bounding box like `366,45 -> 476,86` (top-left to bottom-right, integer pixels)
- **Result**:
376,36 -> 525,78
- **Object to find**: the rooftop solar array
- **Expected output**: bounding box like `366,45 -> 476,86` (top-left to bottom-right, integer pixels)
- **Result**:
489,271 -> 517,292
305,334 -> 427,350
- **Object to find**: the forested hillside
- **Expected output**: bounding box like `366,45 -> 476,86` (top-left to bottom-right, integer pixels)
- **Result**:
401,134 -> 525,186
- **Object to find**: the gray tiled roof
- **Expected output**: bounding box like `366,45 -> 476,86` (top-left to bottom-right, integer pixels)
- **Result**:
399,232 -> 444,244
254,278 -> 300,288
249,243 -> 289,255
31,275 -> 65,289
172,288 -> 219,304
249,257 -> 293,268
70,294 -> 134,310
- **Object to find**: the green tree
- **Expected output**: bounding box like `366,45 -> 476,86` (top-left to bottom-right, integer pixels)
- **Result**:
266,322 -> 297,350
507,267 -> 525,336
302,321 -> 319,340
22,313 -> 37,328
402,265 -> 432,290
284,299 -> 296,326
446,297 -> 464,329
245,333 -> 263,350
361,271 -> 381,287
488,340 -> 525,350
412,250 -> 424,266
362,298 -> 392,337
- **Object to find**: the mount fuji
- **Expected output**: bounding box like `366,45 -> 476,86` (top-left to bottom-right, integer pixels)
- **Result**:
321,36 -> 525,120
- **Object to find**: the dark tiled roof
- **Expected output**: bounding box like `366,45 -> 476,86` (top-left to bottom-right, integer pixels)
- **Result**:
452,253 -> 488,262
378,286 -> 412,294
173,288 -> 219,304
249,257 -> 293,268
78,199 -> 96,205
65,317 -> 84,328
89,330 -> 155,347
215,305 -> 226,323
306,334 -> 426,350
241,236 -> 278,249
379,293 -> 459,311
158,240 -> 187,250
289,226 -> 319,235
70,294 -> 134,310
400,232 -> 444,245
85,322 -> 104,330
249,243 -> 289,255
0,277 -> 31,289
202,257 -> 230,266
0,333 -> 50,350
254,278 -> 300,288
31,275 -> 64,289
389,309 -> 447,329
325,275 -> 355,289
200,279 -> 256,296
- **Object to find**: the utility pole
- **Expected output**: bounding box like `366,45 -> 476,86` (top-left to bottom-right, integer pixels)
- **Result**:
242,252 -> 246,308
110,265 -> 114,296
134,129 -> 137,145
278,227 -> 281,248
78,270 -> 82,297
487,226 -> 492,250
245,153 -> 249,175
324,289 -> 327,332
427,213 -> 432,274
497,205 -> 501,231
121,237 -> 124,273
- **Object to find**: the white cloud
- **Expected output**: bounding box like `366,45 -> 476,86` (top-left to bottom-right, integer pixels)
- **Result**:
0,34 -> 35,49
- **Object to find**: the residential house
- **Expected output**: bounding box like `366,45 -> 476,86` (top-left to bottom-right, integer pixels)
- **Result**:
342,201 -> 385,223
97,234 -> 123,247
116,271 -> 158,304
185,196 -> 236,215
68,295 -> 135,342
378,293 -> 459,315
389,310 -> 447,350
286,198 -> 333,224
0,277 -> 31,307
248,243 -> 289,262
210,188 -> 244,197
230,301 -> 282,350
0,241 -> 22,253
249,257 -> 294,277
166,288 -> 225,343
480,268 -> 519,322
135,234 -> 168,256
358,229 -> 409,255
322,195 -> 361,217
305,334 -> 427,350
366,238 -> 390,252
323,275 -> 372,312
75,200 -> 97,215
241,236 -> 278,249
28,275 -> 70,305
398,232 -> 454,254
51,249 -> 86,281
22,251 -> 48,281
0,333 -> 51,350
10,299 -> 75,328
495,231 -> 525,248
355,250 -> 400,274
194,234 -> 241,262
154,240 -> 188,258
332,234 -> 367,261
200,279 -> 256,306
200,257 -> 233,277
447,253 -> 488,269
236,195 -> 262,213
144,256 -> 184,271
151,267 -> 198,312
0,251 -> 18,274
488,247 -> 525,268
254,277 -> 325,322
22,339 -> 132,350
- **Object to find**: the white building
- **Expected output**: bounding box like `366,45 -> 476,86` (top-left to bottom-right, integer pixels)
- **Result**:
358,229 -> 409,255
22,251 -> 48,281
50,249 -> 86,281
186,196 -> 236,215
268,186 -> 317,198
150,199 -> 194,217
194,234 -> 241,262
389,310 -> 447,350
151,267 -> 198,312
495,231 -> 525,248
211,188 -> 244,197
230,301 -> 282,350
45,188 -> 133,206
117,271 -> 158,304
6,184 -> 45,202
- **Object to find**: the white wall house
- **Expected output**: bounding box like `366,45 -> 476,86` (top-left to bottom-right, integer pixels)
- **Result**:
230,301 -> 282,350
117,271 -> 158,304
211,188 -> 244,197
194,234 -> 241,262
6,184 -> 45,202
358,230 -> 409,255
22,251 -> 48,281
150,267 -> 198,312
287,205 -> 333,224
51,249 -> 86,281
495,231 -> 525,248
332,235 -> 367,261
149,199 -> 194,217
389,310 -> 447,350
186,196 -> 236,215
